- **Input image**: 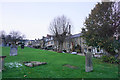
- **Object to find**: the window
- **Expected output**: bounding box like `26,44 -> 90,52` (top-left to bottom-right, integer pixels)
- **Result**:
67,43 -> 70,48
51,41 -> 53,44
84,48 -> 87,52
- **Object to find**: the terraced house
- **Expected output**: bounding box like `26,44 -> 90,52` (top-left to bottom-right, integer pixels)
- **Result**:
62,33 -> 103,54
31,33 -> 104,55
41,34 -> 54,50
63,33 -> 86,53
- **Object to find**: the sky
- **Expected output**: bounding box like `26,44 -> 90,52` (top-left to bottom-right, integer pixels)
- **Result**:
1,1 -> 99,40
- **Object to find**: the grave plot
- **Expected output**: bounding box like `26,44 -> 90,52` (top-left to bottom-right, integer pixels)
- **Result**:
23,61 -> 47,67
63,64 -> 79,69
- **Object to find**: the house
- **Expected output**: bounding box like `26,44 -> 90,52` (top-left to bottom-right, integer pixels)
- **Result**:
63,33 -> 87,53
40,33 -> 104,55
41,34 -> 54,50
26,40 -> 35,47
22,39 -> 43,48
23,40 -> 30,46
62,33 -> 104,55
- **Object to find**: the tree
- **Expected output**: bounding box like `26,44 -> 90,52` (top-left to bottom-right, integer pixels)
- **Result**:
49,15 -> 72,51
9,31 -> 25,44
82,2 -> 120,56
0,30 -> 6,38
5,35 -> 12,43
0,30 -> 6,46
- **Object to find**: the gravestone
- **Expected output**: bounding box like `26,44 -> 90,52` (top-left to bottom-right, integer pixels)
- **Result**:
85,48 -> 93,72
6,44 -> 9,47
10,44 -> 18,56
0,56 -> 6,72
21,43 -> 24,49
2,37 -> 6,47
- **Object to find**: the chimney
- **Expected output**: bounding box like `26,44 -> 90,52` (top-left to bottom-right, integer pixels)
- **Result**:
69,25 -> 71,35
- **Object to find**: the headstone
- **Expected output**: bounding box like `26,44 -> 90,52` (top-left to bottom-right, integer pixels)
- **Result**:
9,43 -> 11,46
10,44 -> 18,56
85,48 -> 93,72
21,43 -> 24,49
0,56 -> 6,72
2,37 -> 5,47
6,44 -> 9,47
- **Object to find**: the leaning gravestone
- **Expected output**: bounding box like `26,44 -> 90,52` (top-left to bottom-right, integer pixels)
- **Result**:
85,48 -> 93,72
10,44 -> 18,56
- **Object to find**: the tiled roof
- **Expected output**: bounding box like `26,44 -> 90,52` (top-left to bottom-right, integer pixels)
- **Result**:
66,33 -> 82,39
70,33 -> 82,38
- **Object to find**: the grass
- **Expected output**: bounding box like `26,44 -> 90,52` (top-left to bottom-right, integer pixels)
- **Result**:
1,47 -> 118,78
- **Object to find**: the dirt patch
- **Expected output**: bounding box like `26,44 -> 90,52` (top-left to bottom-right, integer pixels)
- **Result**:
63,64 -> 79,69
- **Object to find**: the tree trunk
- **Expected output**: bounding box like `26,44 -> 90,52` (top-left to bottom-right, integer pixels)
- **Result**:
59,42 -> 63,52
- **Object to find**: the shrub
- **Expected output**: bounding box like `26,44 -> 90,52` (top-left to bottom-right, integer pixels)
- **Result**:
63,50 -> 67,53
101,55 -> 110,62
101,55 -> 119,64
76,49 -> 80,53
75,44 -> 81,53
72,45 -> 75,52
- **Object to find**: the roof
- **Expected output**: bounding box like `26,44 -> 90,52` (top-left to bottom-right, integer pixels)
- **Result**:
70,33 -> 82,38
66,33 -> 82,39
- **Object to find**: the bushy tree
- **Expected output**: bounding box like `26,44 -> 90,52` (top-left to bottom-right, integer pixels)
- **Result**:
82,2 -> 120,56
0,30 -> 6,38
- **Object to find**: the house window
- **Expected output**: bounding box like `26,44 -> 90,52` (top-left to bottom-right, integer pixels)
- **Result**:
84,48 -> 87,53
75,43 -> 77,46
51,37 -> 53,40
51,41 -> 53,44
67,44 -> 70,48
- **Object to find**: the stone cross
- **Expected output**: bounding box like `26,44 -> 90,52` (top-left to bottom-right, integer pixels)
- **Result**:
85,48 -> 93,72
10,44 -> 18,56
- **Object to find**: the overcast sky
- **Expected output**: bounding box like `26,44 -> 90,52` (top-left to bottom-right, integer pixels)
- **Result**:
1,1 -> 98,40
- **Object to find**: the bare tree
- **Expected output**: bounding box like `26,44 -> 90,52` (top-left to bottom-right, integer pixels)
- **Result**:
9,31 -> 25,44
49,15 -> 72,52
0,30 -> 6,45
0,30 -> 6,38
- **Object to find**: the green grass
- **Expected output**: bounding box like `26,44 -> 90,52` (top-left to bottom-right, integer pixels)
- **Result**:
1,47 -> 118,78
